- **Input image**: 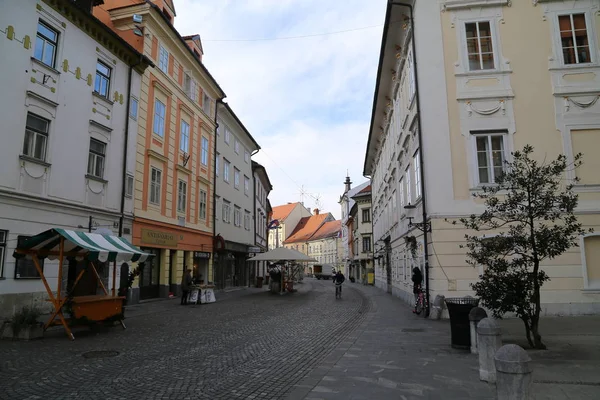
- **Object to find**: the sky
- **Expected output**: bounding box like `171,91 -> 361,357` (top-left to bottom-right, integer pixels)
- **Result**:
175,0 -> 387,219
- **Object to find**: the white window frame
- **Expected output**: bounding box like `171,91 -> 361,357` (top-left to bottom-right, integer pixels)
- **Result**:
244,176 -> 250,195
199,189 -> 207,220
413,150 -> 421,200
130,97 -> 138,120
34,20 -> 59,68
125,174 -> 134,198
150,167 -> 162,205
23,112 -> 49,161
581,233 -> 600,291
223,200 -> 231,223
215,153 -> 220,176
223,159 -> 230,182
398,177 -> 405,209
234,206 -> 241,227
153,99 -> 166,137
177,179 -> 187,213
463,20 -> 496,71
87,138 -> 106,179
244,150 -> 250,163
183,72 -> 196,99
405,166 -> 412,205
234,168 -> 240,189
215,196 -> 220,220
180,120 -> 190,153
159,44 -> 169,73
234,139 -> 240,154
201,136 -> 209,166
407,47 -> 416,102
472,131 -> 507,186
94,60 -> 111,99
557,12 -> 594,66
224,128 -> 231,144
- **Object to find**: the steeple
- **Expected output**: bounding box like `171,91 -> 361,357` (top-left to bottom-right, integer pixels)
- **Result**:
344,175 -> 352,194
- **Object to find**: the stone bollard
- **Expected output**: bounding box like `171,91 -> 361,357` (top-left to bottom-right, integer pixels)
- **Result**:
429,294 -> 445,320
469,307 -> 488,354
477,317 -> 502,383
495,344 -> 532,400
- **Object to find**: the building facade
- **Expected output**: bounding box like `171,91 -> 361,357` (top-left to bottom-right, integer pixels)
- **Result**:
95,0 -> 225,301
213,103 -> 260,289
307,221 -> 343,271
252,161 -> 272,279
339,176 -> 370,276
349,185 -> 373,284
365,0 -> 600,315
0,0 -> 151,316
267,202 -> 312,250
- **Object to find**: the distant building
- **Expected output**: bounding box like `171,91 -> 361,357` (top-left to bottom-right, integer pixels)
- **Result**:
252,161 -> 272,279
338,176 -> 370,276
349,185 -> 373,285
267,202 -> 311,250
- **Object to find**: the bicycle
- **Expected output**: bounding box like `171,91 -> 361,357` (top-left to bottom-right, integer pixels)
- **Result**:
335,282 -> 342,299
414,286 -> 427,315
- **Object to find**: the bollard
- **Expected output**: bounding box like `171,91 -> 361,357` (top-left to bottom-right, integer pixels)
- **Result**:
429,294 -> 445,320
469,307 -> 488,354
477,317 -> 502,383
495,344 -> 532,400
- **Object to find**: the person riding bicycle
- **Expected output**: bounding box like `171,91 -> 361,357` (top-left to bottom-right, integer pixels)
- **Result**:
333,270 -> 345,294
411,267 -> 423,313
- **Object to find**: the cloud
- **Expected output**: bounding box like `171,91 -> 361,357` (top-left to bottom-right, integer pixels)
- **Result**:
175,0 -> 385,218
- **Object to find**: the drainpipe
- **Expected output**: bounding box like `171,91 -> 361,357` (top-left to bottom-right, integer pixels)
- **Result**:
389,0 -> 430,316
214,97 -> 225,286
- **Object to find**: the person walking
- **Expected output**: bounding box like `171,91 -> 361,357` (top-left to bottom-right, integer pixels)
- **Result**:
181,267 -> 192,305
411,267 -> 423,313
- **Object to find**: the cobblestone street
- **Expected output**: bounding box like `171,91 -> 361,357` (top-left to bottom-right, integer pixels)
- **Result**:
0,280 -> 369,400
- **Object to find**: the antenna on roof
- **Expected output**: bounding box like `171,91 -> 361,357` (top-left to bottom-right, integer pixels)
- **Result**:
297,185 -> 309,205
314,194 -> 322,210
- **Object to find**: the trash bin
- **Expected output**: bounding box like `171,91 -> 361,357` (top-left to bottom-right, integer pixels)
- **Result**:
256,276 -> 264,288
445,297 -> 480,350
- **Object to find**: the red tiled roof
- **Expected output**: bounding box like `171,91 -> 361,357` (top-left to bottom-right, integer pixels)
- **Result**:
311,220 -> 342,241
271,203 -> 300,222
357,185 -> 371,194
284,213 -> 332,244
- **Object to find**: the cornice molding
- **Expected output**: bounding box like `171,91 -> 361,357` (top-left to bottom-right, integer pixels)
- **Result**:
443,0 -> 510,11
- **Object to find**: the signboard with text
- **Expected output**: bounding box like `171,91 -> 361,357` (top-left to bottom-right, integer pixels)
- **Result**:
141,229 -> 179,247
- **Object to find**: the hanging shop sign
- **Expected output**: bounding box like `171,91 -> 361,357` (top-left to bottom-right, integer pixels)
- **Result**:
194,251 -> 211,259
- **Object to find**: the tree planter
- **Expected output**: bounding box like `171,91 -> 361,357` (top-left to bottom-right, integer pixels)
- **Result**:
1,322 -> 44,340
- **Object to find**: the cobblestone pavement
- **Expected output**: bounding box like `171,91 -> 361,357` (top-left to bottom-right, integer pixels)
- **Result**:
0,280 -> 369,399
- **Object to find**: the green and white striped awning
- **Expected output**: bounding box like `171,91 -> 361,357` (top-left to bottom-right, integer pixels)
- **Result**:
13,228 -> 154,263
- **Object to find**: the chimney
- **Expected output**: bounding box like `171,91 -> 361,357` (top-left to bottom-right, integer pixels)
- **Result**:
344,175 -> 352,193
314,208 -> 319,215
308,208 -> 312,215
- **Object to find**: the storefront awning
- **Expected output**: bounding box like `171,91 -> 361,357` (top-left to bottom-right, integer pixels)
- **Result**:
13,228 -> 154,263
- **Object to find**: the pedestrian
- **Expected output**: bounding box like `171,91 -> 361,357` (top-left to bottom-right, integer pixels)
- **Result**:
411,267 -> 423,312
181,267 -> 192,305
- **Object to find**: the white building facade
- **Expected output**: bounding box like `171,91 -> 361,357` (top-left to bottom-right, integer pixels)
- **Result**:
0,0 -> 151,317
214,102 -> 260,288
252,161 -> 272,279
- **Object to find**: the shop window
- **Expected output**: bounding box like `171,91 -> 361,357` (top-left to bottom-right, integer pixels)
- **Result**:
14,235 -> 43,279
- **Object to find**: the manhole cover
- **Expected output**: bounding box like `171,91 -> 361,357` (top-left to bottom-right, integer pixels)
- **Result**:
402,328 -> 424,333
82,350 -> 119,359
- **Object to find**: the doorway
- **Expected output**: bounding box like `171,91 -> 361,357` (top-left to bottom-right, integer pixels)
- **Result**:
139,248 -> 160,299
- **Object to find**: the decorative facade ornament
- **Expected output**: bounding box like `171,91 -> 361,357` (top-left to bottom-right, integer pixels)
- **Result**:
466,100 -> 505,116
564,96 -> 600,112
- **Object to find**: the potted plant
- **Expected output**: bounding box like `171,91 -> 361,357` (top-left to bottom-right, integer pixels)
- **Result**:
2,306 -> 43,340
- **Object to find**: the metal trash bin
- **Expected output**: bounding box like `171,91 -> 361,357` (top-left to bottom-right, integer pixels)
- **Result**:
445,297 -> 480,350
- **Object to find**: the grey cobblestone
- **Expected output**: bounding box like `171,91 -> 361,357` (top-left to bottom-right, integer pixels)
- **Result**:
0,280 -> 368,399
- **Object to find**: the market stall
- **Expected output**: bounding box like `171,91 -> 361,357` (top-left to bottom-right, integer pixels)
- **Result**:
247,248 -> 316,294
13,228 -> 154,340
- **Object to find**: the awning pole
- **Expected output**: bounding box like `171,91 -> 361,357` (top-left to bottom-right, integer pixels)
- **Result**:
91,261 -> 109,295
112,261 -> 117,297
57,237 -> 64,302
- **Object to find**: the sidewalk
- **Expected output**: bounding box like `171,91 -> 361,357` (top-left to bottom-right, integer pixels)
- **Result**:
287,283 -> 600,400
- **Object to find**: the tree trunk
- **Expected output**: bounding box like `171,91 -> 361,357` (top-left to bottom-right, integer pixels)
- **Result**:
531,314 -> 546,349
522,317 -> 534,348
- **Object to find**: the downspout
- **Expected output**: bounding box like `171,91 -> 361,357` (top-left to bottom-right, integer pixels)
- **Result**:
389,0 -> 430,316
119,63 -> 136,237
364,174 -> 374,285
214,98 -> 224,286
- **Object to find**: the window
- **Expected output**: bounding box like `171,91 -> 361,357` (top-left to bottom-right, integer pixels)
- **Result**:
223,159 -> 230,182
583,235 -> 600,289
203,93 -> 211,115
224,128 -> 231,144
180,120 -> 190,153
177,180 -> 187,213
15,235 -> 43,279
0,230 -> 6,277
215,153 -> 220,176
405,166 -> 412,205
362,237 -> 371,253
125,174 -> 134,198
362,208 -> 371,223
199,189 -> 207,220
34,21 -> 58,67
153,99 -> 166,137
465,21 -> 494,71
399,177 -> 405,209
413,151 -> 421,199
184,73 -> 196,99
94,60 -> 111,98
234,168 -> 240,189
474,132 -> 506,184
244,211 -> 251,230
559,14 -> 591,65
234,139 -> 240,154
234,206 -> 241,227
223,200 -> 231,223
407,48 -> 416,100
150,167 -> 162,205
87,139 -> 106,178
158,45 -> 168,73
244,176 -> 250,195
23,113 -> 49,161
244,150 -> 250,163
201,137 -> 209,166
130,97 -> 138,120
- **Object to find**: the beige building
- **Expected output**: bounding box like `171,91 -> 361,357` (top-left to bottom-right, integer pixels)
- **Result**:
349,185 -> 373,284
267,202 -> 312,250
365,0 -> 600,316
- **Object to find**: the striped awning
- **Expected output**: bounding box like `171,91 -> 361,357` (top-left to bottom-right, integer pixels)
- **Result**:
13,228 -> 154,263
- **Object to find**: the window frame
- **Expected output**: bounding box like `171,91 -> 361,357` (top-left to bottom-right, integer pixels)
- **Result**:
361,208 -> 371,223
87,138 -> 106,179
149,167 -> 162,205
203,93 -> 211,115
464,20 -> 496,72
244,150 -> 250,163
234,206 -> 241,227
125,174 -> 134,198
177,179 -> 187,214
158,44 -> 169,73
363,237 -> 371,253
215,153 -> 220,176
130,97 -> 138,120
413,150 -> 421,200
234,168 -> 240,189
23,112 -> 49,162
34,20 -> 59,68
201,136 -> 209,166
153,99 -> 166,137
405,165 -> 412,205
581,233 -> 600,290
557,12 -> 594,66
472,130 -> 507,186
94,60 -> 112,99
244,176 -> 250,195
0,230 -> 6,278
223,200 -> 231,223
234,139 -> 240,154
14,235 -> 43,279
223,159 -> 230,183
224,128 -> 230,144
199,189 -> 207,220
179,120 -> 190,153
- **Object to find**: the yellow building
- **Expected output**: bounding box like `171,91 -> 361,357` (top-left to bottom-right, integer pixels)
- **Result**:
365,0 -> 600,315
96,0 -> 225,301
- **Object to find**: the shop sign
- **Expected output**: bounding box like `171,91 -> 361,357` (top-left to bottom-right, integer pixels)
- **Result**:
194,251 -> 211,259
141,229 -> 179,247
248,246 -> 262,253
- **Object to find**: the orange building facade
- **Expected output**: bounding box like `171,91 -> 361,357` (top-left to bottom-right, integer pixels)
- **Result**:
95,0 -> 225,300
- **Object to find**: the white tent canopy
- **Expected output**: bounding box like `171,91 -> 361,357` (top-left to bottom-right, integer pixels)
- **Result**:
247,247 -> 316,262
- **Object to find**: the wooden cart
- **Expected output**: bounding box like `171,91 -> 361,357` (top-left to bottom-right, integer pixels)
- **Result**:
13,228 -> 154,340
